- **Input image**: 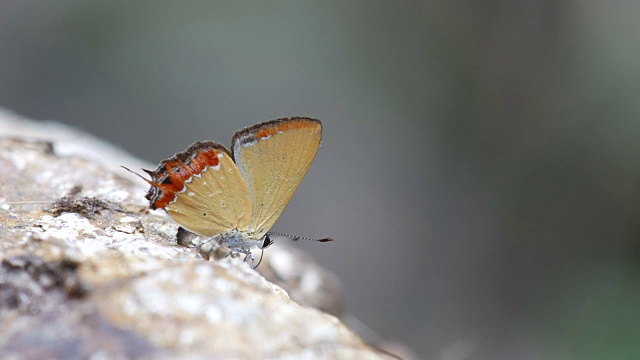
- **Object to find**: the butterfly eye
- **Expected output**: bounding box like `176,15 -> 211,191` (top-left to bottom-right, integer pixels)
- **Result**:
261,234 -> 274,249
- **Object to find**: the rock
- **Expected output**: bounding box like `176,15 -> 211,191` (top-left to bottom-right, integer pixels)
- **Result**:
0,109 -> 394,359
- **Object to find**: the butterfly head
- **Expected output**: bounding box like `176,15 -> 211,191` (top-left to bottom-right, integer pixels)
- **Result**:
260,233 -> 274,249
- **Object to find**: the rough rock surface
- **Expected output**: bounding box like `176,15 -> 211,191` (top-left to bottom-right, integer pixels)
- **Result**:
0,110 -> 394,359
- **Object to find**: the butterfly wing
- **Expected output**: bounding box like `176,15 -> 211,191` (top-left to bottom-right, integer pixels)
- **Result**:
146,141 -> 252,237
231,118 -> 322,239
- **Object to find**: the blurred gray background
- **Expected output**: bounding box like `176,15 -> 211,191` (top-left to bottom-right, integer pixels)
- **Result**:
2,1 -> 640,359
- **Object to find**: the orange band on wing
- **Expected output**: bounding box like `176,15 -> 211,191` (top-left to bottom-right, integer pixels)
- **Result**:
255,118 -> 318,139
145,142 -> 229,209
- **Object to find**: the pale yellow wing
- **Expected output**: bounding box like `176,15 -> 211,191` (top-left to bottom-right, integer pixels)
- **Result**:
146,141 -> 252,237
231,118 -> 322,239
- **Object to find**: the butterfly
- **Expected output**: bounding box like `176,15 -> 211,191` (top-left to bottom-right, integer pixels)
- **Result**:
125,117 -> 331,266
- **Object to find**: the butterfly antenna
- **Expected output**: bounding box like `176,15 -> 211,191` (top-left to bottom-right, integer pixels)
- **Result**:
267,232 -> 333,243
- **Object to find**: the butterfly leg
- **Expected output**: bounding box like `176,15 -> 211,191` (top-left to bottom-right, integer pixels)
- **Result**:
224,247 -> 255,268
224,248 -> 243,259
225,247 -> 250,257
243,253 -> 255,268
